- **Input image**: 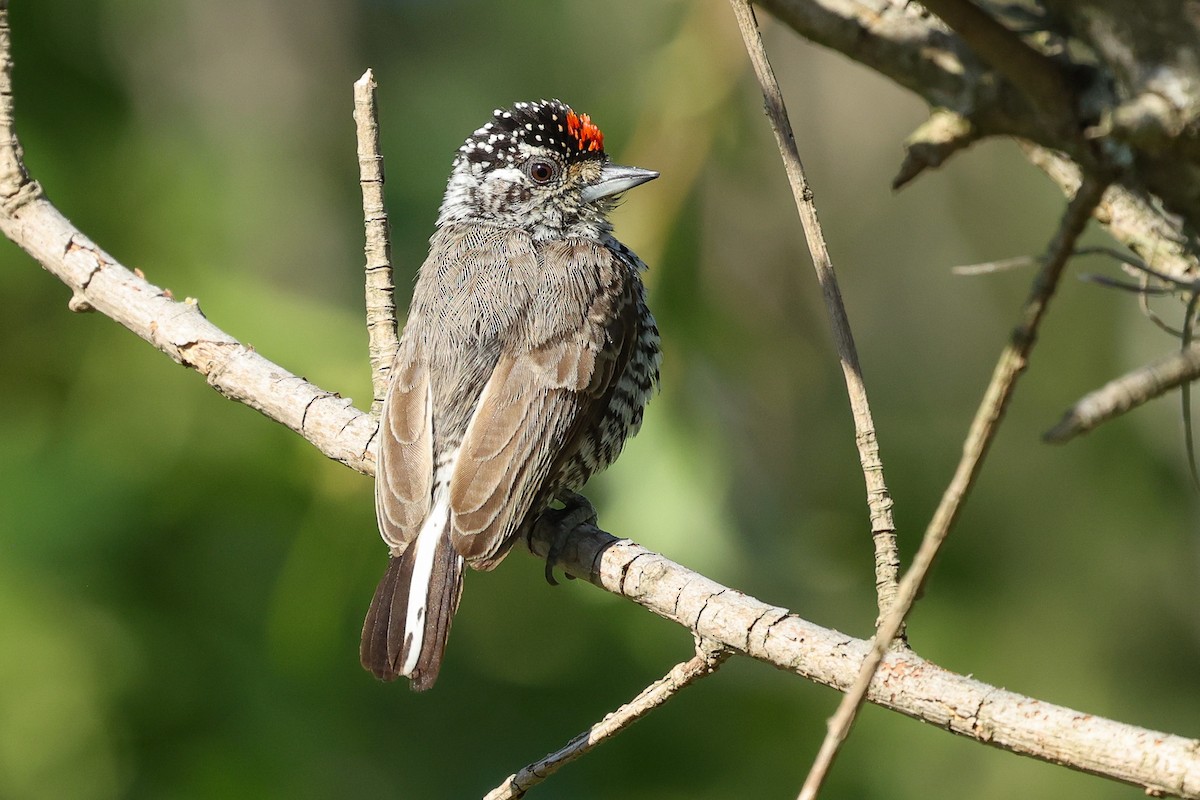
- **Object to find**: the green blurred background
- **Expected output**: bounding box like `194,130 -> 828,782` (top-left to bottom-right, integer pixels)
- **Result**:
1,1 -> 1197,798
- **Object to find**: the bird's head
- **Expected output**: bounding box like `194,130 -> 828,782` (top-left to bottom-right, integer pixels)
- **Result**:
437,99 -> 658,240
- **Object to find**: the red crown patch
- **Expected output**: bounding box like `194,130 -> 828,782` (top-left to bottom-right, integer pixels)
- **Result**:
566,110 -> 604,153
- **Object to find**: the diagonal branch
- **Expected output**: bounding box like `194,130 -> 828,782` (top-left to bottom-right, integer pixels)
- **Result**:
917,0 -> 1078,140
753,0 -> 1200,271
523,521 -> 1200,799
0,187 -> 379,473
1045,342 -> 1200,443
1020,143 -> 1200,289
753,0 -> 1055,143
0,5 -> 378,475
484,639 -> 731,800
798,173 -> 1111,800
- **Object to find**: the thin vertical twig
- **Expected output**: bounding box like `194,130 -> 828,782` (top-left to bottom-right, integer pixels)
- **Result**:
1181,292 -> 1200,488
727,0 -> 901,622
353,69 -> 399,416
797,174 -> 1110,800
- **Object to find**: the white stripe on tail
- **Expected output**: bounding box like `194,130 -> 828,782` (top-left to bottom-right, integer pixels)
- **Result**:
401,489 -> 450,676
400,450 -> 460,678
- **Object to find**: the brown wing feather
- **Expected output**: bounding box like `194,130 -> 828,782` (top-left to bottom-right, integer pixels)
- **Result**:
448,241 -> 635,570
375,351 -> 433,552
448,351 -> 579,568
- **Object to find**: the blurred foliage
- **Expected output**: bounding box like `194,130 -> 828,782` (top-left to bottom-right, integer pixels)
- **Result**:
1,1 -> 1197,798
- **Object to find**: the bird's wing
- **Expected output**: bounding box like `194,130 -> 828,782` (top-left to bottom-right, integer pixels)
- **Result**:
374,345 -> 434,553
373,225 -> 535,553
448,240 -> 635,569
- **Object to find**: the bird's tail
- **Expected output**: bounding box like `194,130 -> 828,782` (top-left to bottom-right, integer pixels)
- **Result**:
360,524 -> 464,691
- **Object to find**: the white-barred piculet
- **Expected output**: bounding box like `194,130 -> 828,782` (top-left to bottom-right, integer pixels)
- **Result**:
361,100 -> 661,690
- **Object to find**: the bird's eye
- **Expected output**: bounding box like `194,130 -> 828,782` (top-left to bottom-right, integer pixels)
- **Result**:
526,160 -> 557,184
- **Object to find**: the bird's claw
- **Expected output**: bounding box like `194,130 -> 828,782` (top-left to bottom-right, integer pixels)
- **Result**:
537,491 -> 598,586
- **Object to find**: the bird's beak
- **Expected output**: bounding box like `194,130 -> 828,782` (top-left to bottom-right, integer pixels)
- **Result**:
581,164 -> 659,203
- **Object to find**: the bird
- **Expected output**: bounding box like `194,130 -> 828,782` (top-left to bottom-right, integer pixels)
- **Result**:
360,100 -> 662,691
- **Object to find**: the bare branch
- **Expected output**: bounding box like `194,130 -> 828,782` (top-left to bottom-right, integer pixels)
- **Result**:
0,12 -> 377,474
11,196 -> 379,470
754,0 -> 1200,251
753,0 -> 1063,151
7,133 -> 1197,793
524,521 -> 1200,798
728,0 -> 901,624
484,639 -> 731,800
952,255 -> 1039,276
1020,142 -> 1200,288
354,69 -> 399,416
917,0 -> 1078,141
894,109 -> 978,189
1043,343 -> 1200,440
799,174 -> 1110,800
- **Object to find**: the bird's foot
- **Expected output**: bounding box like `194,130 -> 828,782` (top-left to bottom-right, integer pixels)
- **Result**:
536,490 -> 598,586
